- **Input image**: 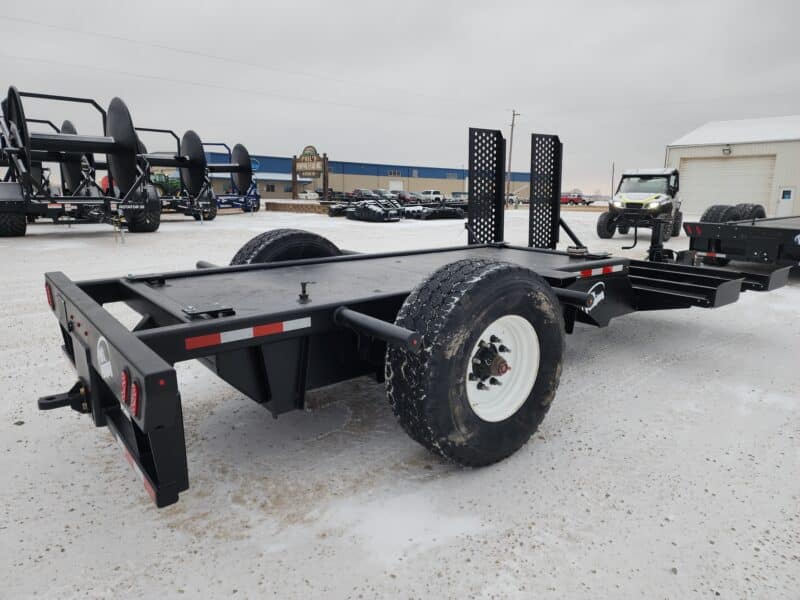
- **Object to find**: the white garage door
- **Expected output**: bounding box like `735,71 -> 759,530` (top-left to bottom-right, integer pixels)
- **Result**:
678,156 -> 775,216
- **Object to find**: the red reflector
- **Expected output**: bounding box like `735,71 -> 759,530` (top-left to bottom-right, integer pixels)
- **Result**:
580,269 -> 593,278
131,382 -> 141,417
602,266 -> 613,274
695,226 -> 702,235
45,282 -> 54,309
120,370 -> 130,404
185,332 -> 222,350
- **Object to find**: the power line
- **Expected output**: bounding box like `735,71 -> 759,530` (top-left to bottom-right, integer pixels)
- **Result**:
0,54 -> 484,123
0,15 -> 506,113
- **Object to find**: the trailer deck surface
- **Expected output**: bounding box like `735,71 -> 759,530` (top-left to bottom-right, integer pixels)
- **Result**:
126,245 -> 627,322
743,216 -> 800,229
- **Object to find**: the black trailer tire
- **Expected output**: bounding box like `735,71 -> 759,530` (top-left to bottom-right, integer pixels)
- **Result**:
734,203 -> 766,221
719,204 -> 744,223
385,259 -> 565,467
700,204 -> 731,223
671,210 -> 683,237
230,228 -> 341,265
126,207 -> 161,233
0,212 -> 27,237
126,185 -> 162,233
596,212 -> 616,238
618,224 -> 630,235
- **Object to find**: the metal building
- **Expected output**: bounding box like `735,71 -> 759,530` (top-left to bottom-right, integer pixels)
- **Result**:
665,115 -> 800,217
207,152 -> 530,200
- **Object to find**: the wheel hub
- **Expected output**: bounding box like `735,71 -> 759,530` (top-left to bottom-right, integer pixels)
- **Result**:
465,315 -> 540,422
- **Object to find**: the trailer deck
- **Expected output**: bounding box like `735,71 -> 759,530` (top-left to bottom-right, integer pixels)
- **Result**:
127,246 -> 625,320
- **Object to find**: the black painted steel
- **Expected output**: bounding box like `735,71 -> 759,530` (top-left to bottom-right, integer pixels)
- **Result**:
467,128 -> 505,244
528,134 -> 562,249
105,97 -> 139,194
230,143 -> 253,193
58,120 -> 85,194
178,130 -> 207,196
685,215 -> 800,266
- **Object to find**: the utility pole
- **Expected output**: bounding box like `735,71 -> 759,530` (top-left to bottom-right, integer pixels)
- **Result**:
610,161 -> 615,199
506,109 -> 520,207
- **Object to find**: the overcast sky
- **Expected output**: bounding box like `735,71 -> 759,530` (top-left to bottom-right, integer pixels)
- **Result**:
2,0 -> 798,193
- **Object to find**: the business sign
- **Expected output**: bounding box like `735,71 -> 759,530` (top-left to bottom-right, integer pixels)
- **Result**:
297,145 -> 324,178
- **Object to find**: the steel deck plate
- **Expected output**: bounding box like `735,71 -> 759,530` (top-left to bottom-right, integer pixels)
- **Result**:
125,246 -> 627,322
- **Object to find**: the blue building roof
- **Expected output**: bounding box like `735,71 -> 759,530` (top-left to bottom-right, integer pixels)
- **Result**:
207,152 -> 529,183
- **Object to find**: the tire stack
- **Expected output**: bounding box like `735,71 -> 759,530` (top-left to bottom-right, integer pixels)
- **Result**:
697,203 -> 767,265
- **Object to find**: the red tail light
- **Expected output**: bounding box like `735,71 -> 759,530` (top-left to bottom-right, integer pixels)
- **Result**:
120,369 -> 130,404
45,282 -> 54,309
130,381 -> 141,417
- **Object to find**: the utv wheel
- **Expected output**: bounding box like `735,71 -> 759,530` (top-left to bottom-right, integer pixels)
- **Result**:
385,259 -> 565,466
671,210 -> 683,237
659,217 -> 673,242
734,203 -> 766,221
230,228 -> 341,265
0,212 -> 27,237
596,211 -> 616,238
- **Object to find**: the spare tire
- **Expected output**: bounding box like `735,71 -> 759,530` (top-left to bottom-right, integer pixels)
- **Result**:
700,204 -> 731,223
734,203 -> 766,221
230,228 -> 341,265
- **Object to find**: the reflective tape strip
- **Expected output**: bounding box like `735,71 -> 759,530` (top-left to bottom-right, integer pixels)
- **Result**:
110,428 -> 156,502
577,264 -> 625,278
696,251 -> 727,258
184,317 -> 311,351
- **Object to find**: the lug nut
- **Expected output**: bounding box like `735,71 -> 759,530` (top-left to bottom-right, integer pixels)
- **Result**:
489,377 -> 501,386
468,373 -> 478,381
498,345 -> 510,353
490,335 -> 502,343
477,382 -> 489,391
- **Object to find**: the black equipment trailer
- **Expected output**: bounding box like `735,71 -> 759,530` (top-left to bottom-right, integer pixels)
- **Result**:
0,88 -> 162,236
204,142 -> 261,213
684,212 -> 800,267
38,129 -> 791,507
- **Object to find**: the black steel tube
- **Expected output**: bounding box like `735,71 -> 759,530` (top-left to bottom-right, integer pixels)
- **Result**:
559,218 -> 585,248
140,153 -> 189,167
30,132 -> 117,153
333,307 -> 421,353
552,287 -> 594,308
26,118 -> 60,133
207,163 -> 246,173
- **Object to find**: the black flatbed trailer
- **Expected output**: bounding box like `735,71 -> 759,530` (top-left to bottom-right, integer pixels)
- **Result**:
684,214 -> 800,267
38,129 -> 791,507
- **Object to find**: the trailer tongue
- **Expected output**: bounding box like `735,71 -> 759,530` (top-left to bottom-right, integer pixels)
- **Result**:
38,130 -> 790,507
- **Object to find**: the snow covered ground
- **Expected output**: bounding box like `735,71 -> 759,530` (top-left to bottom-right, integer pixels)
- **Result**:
1,208 -> 798,599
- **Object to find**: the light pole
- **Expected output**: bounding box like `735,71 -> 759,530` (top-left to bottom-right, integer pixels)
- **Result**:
506,110 -> 520,207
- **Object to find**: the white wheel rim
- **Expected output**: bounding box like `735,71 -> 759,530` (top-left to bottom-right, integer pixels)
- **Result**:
465,314 -> 540,423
